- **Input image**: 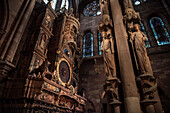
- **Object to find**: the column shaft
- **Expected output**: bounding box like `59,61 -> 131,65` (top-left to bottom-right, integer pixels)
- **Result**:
109,0 -> 141,113
5,0 -> 35,62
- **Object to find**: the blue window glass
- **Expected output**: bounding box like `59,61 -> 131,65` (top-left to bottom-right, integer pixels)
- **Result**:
140,23 -> 151,48
83,0 -> 101,17
83,32 -> 93,57
43,0 -> 57,9
150,17 -> 170,45
98,33 -> 103,55
60,0 -> 69,10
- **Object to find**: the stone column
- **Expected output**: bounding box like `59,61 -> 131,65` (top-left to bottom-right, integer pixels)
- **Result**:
0,0 -> 30,60
109,0 -> 141,113
4,0 -> 36,62
141,100 -> 157,113
111,101 -> 121,113
154,91 -> 163,113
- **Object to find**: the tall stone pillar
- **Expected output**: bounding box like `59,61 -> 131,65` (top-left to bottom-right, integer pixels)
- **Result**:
3,0 -> 36,63
109,0 -> 141,113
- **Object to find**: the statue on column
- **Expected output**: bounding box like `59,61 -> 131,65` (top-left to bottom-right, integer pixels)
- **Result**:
101,30 -> 116,80
100,0 -> 110,15
130,24 -> 157,100
99,0 -> 113,31
123,8 -> 140,34
129,24 -> 152,75
101,30 -> 121,104
99,0 -> 121,105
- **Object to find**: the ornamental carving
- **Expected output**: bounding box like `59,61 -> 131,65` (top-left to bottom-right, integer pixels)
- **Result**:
136,74 -> 157,100
104,77 -> 121,103
123,8 -> 141,34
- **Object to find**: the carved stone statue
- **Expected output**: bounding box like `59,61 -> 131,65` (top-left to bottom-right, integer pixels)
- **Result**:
123,8 -> 140,34
130,24 -> 152,75
104,78 -> 121,103
100,0 -> 109,16
101,31 -> 116,80
99,0 -> 113,32
130,24 -> 157,100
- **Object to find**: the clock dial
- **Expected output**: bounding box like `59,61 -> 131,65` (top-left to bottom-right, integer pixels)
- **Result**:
57,58 -> 72,86
59,60 -> 70,83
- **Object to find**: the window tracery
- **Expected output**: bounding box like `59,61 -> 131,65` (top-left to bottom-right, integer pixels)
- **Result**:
83,0 -> 101,17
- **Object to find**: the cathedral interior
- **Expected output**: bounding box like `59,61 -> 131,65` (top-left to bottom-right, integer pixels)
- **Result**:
0,0 -> 170,113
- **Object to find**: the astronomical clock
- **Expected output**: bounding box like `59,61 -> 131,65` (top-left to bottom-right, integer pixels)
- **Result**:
15,2 -> 86,113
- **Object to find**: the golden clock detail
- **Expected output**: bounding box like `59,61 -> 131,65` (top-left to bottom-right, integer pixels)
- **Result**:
57,58 -> 72,86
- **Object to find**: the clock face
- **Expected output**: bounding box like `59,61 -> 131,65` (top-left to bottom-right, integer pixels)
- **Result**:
57,58 -> 72,86
59,60 -> 70,83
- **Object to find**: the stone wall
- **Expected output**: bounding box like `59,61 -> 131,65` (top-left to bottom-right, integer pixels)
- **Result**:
148,45 -> 170,113
78,14 -> 101,56
79,56 -> 105,113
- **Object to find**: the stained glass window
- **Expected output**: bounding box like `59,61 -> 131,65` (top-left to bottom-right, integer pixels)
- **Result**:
43,0 -> 57,9
60,0 -> 69,10
140,23 -> 151,48
150,17 -> 170,45
98,33 -> 103,55
83,0 -> 101,17
83,32 -> 93,57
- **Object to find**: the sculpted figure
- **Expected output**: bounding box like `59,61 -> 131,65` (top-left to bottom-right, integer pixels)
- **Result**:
101,31 -> 116,80
130,24 -> 152,75
123,8 -> 140,33
100,0 -> 109,16
99,0 -> 113,30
